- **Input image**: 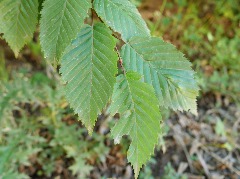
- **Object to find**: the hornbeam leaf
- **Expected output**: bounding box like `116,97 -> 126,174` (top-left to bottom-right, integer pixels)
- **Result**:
93,0 -> 150,42
0,0 -> 38,57
121,37 -> 199,115
60,23 -> 118,134
40,0 -> 91,63
109,72 -> 162,178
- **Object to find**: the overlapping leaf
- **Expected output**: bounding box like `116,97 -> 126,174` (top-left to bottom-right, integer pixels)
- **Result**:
60,23 -> 118,134
109,72 -> 162,178
0,0 -> 38,56
121,37 -> 199,115
40,0 -> 91,63
93,0 -> 150,41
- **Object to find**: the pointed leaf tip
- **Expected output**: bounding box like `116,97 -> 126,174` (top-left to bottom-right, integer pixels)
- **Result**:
40,0 -> 91,63
0,0 -> 38,56
109,73 -> 162,178
60,23 -> 118,135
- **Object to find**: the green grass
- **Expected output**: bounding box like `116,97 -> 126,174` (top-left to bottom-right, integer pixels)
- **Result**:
0,70 -> 109,178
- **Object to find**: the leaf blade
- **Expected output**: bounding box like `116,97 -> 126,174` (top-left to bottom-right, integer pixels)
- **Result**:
121,37 -> 199,115
93,0 -> 150,41
40,0 -> 91,63
0,0 -> 39,56
109,72 -> 162,178
60,23 -> 118,133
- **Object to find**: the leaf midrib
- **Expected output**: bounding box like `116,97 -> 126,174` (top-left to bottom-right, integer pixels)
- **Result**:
88,25 -> 94,120
54,0 -> 68,59
124,76 -> 139,173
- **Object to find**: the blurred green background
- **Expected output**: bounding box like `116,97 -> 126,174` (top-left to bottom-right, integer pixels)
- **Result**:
0,0 -> 239,178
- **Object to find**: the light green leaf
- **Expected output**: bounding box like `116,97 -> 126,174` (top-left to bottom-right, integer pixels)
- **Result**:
93,0 -> 150,41
109,72 -> 162,178
60,23 -> 118,134
40,0 -> 91,63
69,157 -> 93,178
0,0 -> 38,57
121,37 -> 199,115
215,118 -> 226,137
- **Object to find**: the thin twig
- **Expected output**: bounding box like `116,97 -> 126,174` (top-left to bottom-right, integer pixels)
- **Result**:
202,146 -> 240,176
114,47 -> 125,74
91,0 -> 94,25
112,33 -> 122,41
196,150 -> 211,178
168,122 -> 195,173
174,133 -> 194,172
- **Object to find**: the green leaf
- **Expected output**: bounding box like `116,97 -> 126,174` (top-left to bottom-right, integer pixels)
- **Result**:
93,0 -> 150,41
215,118 -> 226,137
40,0 -> 91,63
121,37 -> 199,115
109,72 -> 162,178
69,157 -> 93,178
60,23 -> 118,134
0,0 -> 39,57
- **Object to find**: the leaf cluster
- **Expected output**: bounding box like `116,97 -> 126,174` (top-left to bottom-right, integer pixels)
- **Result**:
0,0 -> 199,177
